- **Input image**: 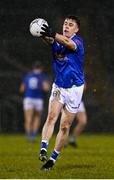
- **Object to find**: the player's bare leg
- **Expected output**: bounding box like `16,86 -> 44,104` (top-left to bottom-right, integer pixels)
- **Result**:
69,111 -> 87,147
33,111 -> 41,132
40,108 -> 76,170
39,100 -> 63,162
31,111 -> 41,141
24,109 -> 33,140
42,100 -> 63,140
74,111 -> 87,136
54,108 -> 76,151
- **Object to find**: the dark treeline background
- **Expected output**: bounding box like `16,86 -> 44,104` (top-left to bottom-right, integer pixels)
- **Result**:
0,0 -> 114,133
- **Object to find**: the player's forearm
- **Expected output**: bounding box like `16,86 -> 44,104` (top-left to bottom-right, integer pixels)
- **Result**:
55,33 -> 76,50
19,84 -> 25,93
42,36 -> 54,44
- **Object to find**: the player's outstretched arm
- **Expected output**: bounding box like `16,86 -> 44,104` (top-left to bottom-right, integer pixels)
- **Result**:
41,36 -> 54,45
41,24 -> 77,50
41,24 -> 55,44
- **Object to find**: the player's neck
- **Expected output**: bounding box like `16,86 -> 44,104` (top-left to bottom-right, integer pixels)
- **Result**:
33,69 -> 42,73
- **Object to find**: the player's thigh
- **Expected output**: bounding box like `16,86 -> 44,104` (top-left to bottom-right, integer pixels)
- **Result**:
48,99 -> 63,120
24,109 -> 34,123
60,108 -> 76,129
34,110 -> 41,120
76,111 -> 87,125
23,98 -> 34,122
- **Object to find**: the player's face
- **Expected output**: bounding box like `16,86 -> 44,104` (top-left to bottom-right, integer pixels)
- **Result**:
63,18 -> 79,38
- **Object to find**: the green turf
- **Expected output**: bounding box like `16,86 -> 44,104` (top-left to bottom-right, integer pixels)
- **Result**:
0,134 -> 114,179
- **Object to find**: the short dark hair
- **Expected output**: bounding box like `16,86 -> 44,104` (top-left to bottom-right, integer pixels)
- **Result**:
32,61 -> 43,69
65,15 -> 80,28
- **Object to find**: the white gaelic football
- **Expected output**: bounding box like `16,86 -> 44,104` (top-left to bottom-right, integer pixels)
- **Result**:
29,18 -> 48,37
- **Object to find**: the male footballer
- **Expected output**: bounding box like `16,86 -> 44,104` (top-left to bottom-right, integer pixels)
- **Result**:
39,15 -> 85,170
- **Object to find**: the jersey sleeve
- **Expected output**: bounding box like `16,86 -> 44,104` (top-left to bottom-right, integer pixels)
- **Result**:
51,40 -> 61,51
72,37 -> 83,52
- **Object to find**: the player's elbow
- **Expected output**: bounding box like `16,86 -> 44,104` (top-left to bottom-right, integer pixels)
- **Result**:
43,82 -> 50,92
19,84 -> 25,93
65,41 -> 76,51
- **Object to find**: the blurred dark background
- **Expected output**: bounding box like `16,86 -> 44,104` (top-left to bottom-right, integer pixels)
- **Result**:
0,0 -> 114,133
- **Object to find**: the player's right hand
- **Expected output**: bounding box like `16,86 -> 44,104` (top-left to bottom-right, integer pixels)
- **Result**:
41,24 -> 56,38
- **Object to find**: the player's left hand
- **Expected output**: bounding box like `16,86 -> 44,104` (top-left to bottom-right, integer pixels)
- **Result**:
41,24 -> 56,38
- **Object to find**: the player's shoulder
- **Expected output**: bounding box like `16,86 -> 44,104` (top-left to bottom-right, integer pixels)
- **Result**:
25,71 -> 35,78
72,35 -> 83,44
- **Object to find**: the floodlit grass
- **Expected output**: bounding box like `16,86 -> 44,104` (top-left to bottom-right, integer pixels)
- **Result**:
0,134 -> 114,179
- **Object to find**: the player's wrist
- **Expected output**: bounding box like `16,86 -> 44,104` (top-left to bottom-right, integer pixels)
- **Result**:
51,31 -> 56,38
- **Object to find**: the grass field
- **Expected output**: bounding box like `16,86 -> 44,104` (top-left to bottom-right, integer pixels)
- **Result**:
0,134 -> 114,179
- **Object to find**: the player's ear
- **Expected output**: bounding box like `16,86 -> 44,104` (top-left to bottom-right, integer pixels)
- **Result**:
75,27 -> 79,33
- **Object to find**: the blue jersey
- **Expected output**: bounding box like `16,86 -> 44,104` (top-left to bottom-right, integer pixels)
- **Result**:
52,35 -> 85,88
23,71 -> 48,99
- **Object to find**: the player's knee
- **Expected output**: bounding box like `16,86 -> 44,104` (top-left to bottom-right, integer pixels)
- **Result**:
60,121 -> 71,134
47,112 -> 57,124
79,117 -> 87,126
61,126 -> 68,134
